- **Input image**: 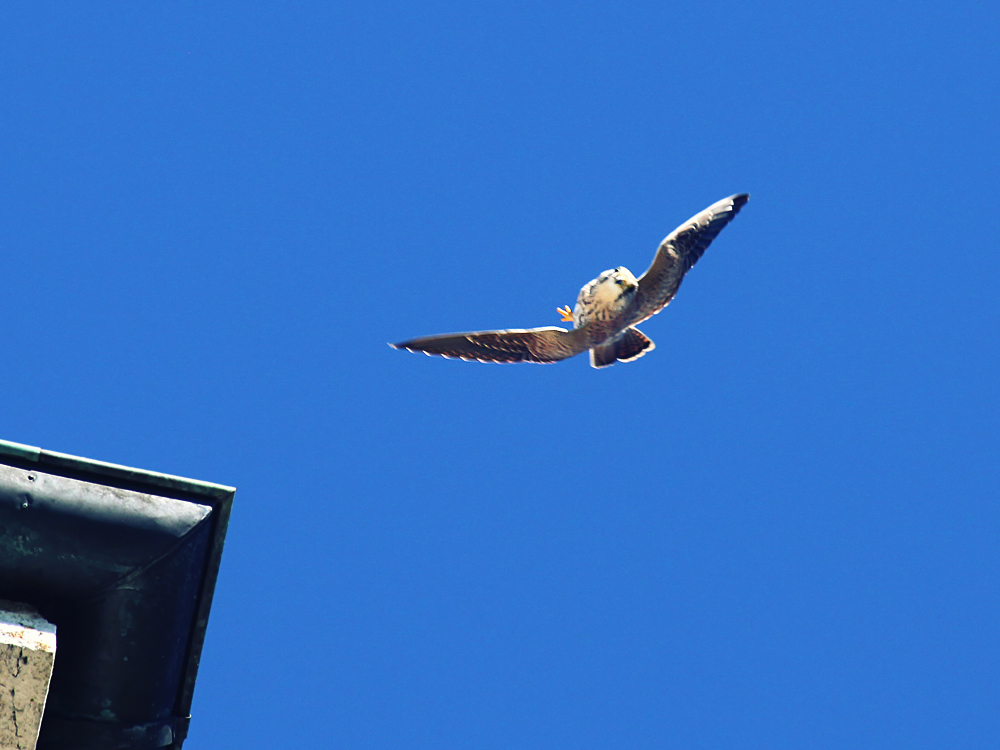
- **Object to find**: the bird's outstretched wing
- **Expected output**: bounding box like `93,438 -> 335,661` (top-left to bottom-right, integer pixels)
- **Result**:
391,326 -> 593,364
629,193 -> 749,325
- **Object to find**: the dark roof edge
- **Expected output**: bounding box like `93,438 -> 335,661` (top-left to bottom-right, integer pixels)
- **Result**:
0,439 -> 235,501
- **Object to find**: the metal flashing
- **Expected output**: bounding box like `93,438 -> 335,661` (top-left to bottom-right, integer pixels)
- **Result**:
0,439 -> 234,500
0,438 -> 234,750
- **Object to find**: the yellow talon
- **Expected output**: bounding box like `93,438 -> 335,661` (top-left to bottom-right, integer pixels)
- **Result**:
557,305 -> 574,322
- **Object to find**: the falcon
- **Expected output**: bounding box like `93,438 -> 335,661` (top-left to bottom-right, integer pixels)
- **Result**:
391,193 -> 749,368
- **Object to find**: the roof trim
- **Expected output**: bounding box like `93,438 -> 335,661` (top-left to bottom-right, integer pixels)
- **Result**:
0,439 -> 235,501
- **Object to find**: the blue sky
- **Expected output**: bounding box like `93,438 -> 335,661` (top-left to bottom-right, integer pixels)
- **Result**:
2,2 -> 998,748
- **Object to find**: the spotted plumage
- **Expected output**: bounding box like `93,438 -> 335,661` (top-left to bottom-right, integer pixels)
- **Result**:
391,193 -> 749,368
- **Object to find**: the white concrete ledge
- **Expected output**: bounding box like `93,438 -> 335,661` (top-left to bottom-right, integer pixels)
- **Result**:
0,601 -> 56,750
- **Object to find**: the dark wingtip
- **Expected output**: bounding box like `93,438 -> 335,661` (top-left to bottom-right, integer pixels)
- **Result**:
391,340 -> 426,354
732,193 -> 750,208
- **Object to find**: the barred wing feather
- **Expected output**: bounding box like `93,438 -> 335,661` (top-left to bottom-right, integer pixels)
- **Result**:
629,193 -> 749,325
391,326 -> 593,364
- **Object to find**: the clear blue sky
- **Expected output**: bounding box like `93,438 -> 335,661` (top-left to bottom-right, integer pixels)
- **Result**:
3,3 -> 998,748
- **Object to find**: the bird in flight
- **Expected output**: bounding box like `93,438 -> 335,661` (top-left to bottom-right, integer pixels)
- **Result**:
391,193 -> 749,368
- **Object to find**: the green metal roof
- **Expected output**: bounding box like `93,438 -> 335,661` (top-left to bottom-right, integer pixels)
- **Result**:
0,437 -> 235,748
0,438 -> 234,501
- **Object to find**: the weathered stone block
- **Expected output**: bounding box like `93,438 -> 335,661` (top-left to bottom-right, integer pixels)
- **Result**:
0,601 -> 56,750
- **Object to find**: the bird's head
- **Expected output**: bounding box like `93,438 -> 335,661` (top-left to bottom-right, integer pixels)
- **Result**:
575,266 -> 640,323
596,267 -> 638,293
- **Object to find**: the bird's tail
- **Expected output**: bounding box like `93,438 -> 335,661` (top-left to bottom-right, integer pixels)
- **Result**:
589,327 -> 656,368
